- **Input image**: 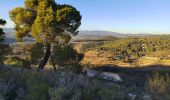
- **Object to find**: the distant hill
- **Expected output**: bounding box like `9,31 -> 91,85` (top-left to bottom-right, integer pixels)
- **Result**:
77,30 -> 158,38
3,29 -> 125,43
73,30 -> 157,41
79,31 -> 124,37
2,28 -> 16,44
2,28 -> 33,44
2,28 -> 169,44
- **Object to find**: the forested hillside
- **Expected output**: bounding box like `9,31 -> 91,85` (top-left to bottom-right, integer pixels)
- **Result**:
80,37 -> 170,66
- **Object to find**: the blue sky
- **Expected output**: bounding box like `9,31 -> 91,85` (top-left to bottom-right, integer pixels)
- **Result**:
0,0 -> 170,34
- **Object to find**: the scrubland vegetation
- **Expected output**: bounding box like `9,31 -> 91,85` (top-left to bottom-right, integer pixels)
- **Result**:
1,64 -> 170,99
79,36 -> 170,67
1,28 -> 170,100
1,0 -> 170,100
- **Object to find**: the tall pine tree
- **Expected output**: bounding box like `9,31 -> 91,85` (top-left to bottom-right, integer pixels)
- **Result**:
10,0 -> 81,71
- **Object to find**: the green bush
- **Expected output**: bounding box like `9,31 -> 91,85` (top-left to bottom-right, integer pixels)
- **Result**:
0,44 -> 11,65
50,45 -> 84,72
49,74 -> 121,100
145,72 -> 170,100
4,57 -> 31,69
21,72 -> 49,100
1,66 -> 122,100
4,57 -> 23,67
0,67 -> 50,100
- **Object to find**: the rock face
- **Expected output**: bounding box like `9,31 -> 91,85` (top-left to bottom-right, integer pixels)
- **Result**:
86,69 -> 122,81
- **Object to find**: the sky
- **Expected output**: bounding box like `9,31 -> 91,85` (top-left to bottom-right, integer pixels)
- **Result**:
0,0 -> 170,34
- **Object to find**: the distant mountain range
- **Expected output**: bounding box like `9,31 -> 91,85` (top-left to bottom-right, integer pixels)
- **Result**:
2,28 -> 166,44
78,30 -> 124,37
2,28 -> 33,44
78,30 -> 158,37
73,30 -> 157,40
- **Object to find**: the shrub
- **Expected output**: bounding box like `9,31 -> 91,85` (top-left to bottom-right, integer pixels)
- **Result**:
50,45 -> 84,72
18,71 -> 49,100
0,66 -> 49,100
0,78 -> 16,100
145,72 -> 170,100
0,66 -> 123,100
4,57 -> 31,69
4,57 -> 23,67
49,74 -> 121,100
0,44 -> 11,65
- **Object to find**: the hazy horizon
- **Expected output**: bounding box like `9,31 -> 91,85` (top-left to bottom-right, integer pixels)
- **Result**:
0,0 -> 170,34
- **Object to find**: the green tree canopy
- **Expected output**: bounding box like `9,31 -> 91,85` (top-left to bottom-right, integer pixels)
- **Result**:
50,44 -> 84,71
0,19 -> 6,37
0,19 -> 6,25
10,0 -> 81,70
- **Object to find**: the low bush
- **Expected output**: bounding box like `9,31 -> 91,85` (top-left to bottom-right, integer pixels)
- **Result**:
0,66 -> 122,100
49,74 -> 121,100
4,57 -> 31,69
145,72 -> 170,100
0,67 -> 49,100
4,57 -> 23,67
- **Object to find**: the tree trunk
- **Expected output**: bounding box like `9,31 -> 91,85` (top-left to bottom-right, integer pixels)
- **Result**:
37,44 -> 51,71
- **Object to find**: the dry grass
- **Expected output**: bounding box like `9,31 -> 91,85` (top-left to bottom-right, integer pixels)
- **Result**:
81,50 -> 170,68
139,57 -> 170,66
81,50 -> 114,65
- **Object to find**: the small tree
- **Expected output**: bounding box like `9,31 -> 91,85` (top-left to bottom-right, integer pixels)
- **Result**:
0,19 -> 11,65
10,0 -> 81,71
50,44 -> 84,72
0,19 -> 6,38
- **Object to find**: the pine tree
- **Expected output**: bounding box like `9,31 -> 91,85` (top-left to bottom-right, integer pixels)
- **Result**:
0,19 -> 6,37
10,0 -> 81,71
